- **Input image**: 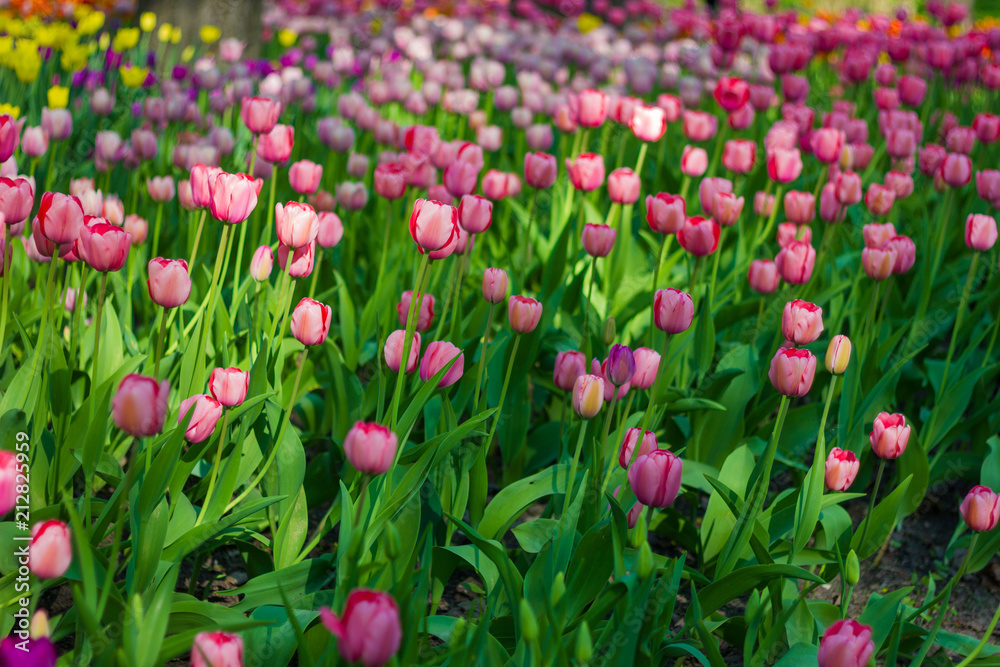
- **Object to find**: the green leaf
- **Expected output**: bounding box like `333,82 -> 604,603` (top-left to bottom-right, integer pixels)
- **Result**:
772,643 -> 818,666
791,430 -> 826,559
335,271 -> 358,371
858,587 -> 912,652
477,464 -> 569,541
274,487 -> 309,570
697,564 -> 824,618
850,475 -> 912,559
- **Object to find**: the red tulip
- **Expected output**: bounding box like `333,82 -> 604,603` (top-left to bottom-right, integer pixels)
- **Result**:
677,216 -> 720,256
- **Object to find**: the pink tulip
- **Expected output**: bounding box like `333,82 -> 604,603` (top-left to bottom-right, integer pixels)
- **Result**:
698,177 -> 733,217
315,211 -> 343,248
337,182 -> 369,210
124,215 -> 148,244
965,214 -> 998,251
682,110 -> 718,142
766,147 -> 803,183
940,152 -> 972,187
810,128 -> 845,164
241,96 -> 281,134
768,347 -> 816,397
825,447 -> 859,491
209,367 -> 249,407
619,428 -> 658,469
607,168 -> 640,204
748,259 -> 780,294
722,140 -> 756,174
76,221 -> 130,272
482,268 -> 508,304
629,104 -> 667,142
277,242 -> 315,277
190,164 -> 223,208
178,180 -> 196,210
42,107 -> 72,141
898,75 -> 927,106
347,153 -> 370,179
384,330 -> 421,374
884,171 -> 914,200
404,125 -> 440,157
458,195 -> 492,234
918,143 -> 947,176
973,113 -> 1000,144
782,190 -> 814,225
676,146 -> 709,181
29,520 -> 72,579
884,235 -> 916,274
344,422 -> 399,475
946,126 -> 976,155
960,486 -> 1000,532
147,176 -> 175,202
861,222 -> 897,249
782,299 -> 824,345
112,374 -> 170,437
443,161 -> 479,197
477,125 -> 503,152
37,191 -> 84,245
522,151 -> 557,190
818,620 -> 874,667
565,153 -> 605,192
288,160 -> 323,195
0,177 -> 34,224
409,198 -> 458,253
257,124 -> 294,164
21,126 -> 48,157
178,394 -> 223,443
249,246 -> 273,282
862,246 -> 897,280
0,114 -> 19,162
419,341 -> 464,388
581,223 -> 616,257
397,291 -> 435,331
320,589 -> 402,667
646,193 -> 686,235
713,193 -> 744,227
290,297 -> 332,346
677,216 -> 720,256
714,76 -> 750,112
870,412 -> 910,459
509,295 -> 543,333
191,631 -> 244,667
210,172 -> 258,224
553,350 -> 587,392
611,486 -> 644,529
0,450 -> 18,516
864,183 -> 895,217
573,89 -> 609,128
630,347 -> 660,390
833,171 -> 862,206
628,450 -> 683,508
275,202 -> 318,249
147,258 -> 191,308
754,192 -> 776,217
653,288 -> 694,333
371,162 -> 405,200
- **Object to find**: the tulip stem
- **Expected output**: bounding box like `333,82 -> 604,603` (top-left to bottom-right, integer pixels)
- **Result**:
472,303 -> 496,414
600,392 -> 635,501
92,272 -> 108,385
640,334 -> 671,432
582,255 -> 598,349
940,252 -> 979,393
860,282 -> 881,363
857,458 -> 886,554
649,234 -> 673,332
227,348 -> 307,513
261,166 -> 279,248
0,236 -> 10,353
196,409 -> 230,526
70,265 -> 88,372
521,189 -> 540,283
911,533 -> 979,667
150,201 -> 164,263
562,420 -> 589,517
482,334 -> 521,459
307,249 -> 323,299
389,253 -> 431,430
634,142 -> 649,181
911,189 -> 953,351
753,185 -> 784,249
269,253 -> 296,355
448,250 -> 467,341
153,307 -> 168,378
192,225 -> 232,396
188,209 -> 207,267
707,229 -> 725,313
955,592 -> 1000,667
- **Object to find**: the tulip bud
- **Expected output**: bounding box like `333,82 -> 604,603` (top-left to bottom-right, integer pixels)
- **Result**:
636,541 -> 654,579
385,522 -> 402,560
384,330 -> 421,374
553,350 -> 586,392
397,291 -> 436,331
249,245 -> 273,282
551,572 -> 566,607
869,412 -> 910,459
825,335 -> 852,374
0,450 -> 18,516
508,295 -> 543,333
960,485 -> 1000,532
29,520 -> 72,579
581,223 -> 616,257
209,367 -> 249,407
747,259 -> 780,294
768,348 -> 817,397
628,450 -> 683,508
781,300 -> 824,345
520,600 -> 539,643
646,193 -> 686,235
845,550 -> 860,586
601,317 -> 616,346
112,374 -> 170,438
482,268 -> 508,304
344,421 -> 398,475
572,374 -> 605,419
965,214 -> 998,251
620,428 -> 657,469
653,288 -> 694,333
576,621 -> 593,664
677,216 -> 720,256
862,246 -> 897,281
290,297 -> 332,346
320,589 -> 401,667
178,394 -> 223,443
419,341 -> 465,388
825,447 -> 859,492
630,348 -> 660,390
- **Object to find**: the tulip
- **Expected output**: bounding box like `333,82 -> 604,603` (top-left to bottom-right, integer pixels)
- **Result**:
458,195 -> 493,234
190,164 -> 223,208
0,450 -> 17,515
884,235 -> 916,274
713,193 -> 744,227
404,125 -> 440,157
553,350 -> 587,392
347,153 -> 370,179
0,115 -> 19,162
581,223 -> 616,257
572,374 -> 605,418
29,520 -> 72,579
699,178 -> 733,217
482,169 -> 513,200
681,145 -> 709,177
565,153 -> 605,191
629,104 -> 666,142
965,214 -> 998,251
210,172 -> 258,224
819,182 -> 845,223
191,631 -> 244,667
257,124 -> 295,164
178,181 -> 196,210
748,259 -> 780,294
864,183 -> 895,217
209,367 -> 249,407
409,198 -> 458,253
397,291 -> 435,331
682,110 -> 718,142
940,152 -> 972,187
825,335 -> 852,375
783,191 -> 815,225
0,177 -> 34,224
344,422 -> 399,475
573,89 -> 609,128
834,171 -> 862,205
754,192 -> 776,217
42,107 -> 72,141
811,128 -> 845,164
290,297 -> 332,346
884,171 -> 914,200
630,347 -> 660,390
766,147 -> 803,183
653,288 -> 694,333
722,140 -> 756,174
21,127 -> 48,158
482,268 -> 508,304
78,189 -> 103,217
124,215 -> 148,244
178,394 -> 223,443
509,295 -> 543,333
337,182 -> 369,210
628,450 -> 683,508
250,245 -> 273,282
384,329 -> 421,374
782,300 -> 824,345
824,448 -> 859,492
477,125 -> 502,152
646,193 -> 686,235
524,153 -> 560,190
112,374 -> 170,437
974,113 -> 1000,144
677,216 -> 720,256
320,589 -> 402,667
768,347 -> 817,397
862,246 -> 897,281
960,486 -> 1000,532
76,222 -> 130,272
443,161 -> 479,197
619,428 -> 658,469
608,168 -> 640,205
817,620 -> 874,667
419,341 -> 464,388
898,75 -> 927,106
714,76 -> 750,112
946,127 -> 976,155
241,96 -> 281,134
603,345 -> 636,387
870,412 -> 910,459
275,201 -> 318,249
288,159 -> 323,194
611,485 -> 644,529
317,212 -> 344,248
147,176 -> 175,202
147,258 -> 191,308
37,192 -> 85,245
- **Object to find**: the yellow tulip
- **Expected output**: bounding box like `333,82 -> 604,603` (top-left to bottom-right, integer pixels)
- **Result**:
181,45 -> 195,62
0,104 -> 20,119
278,28 -> 297,47
98,33 -> 110,50
200,25 -> 221,44
577,13 -> 601,34
77,11 -> 105,36
158,23 -> 172,43
140,12 -> 157,32
113,27 -> 140,52
47,86 -> 70,109
170,27 -> 182,44
119,65 -> 149,88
